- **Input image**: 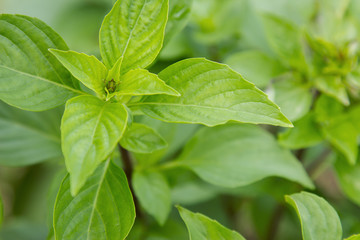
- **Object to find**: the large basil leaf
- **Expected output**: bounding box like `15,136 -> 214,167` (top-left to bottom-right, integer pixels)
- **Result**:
99,0 -> 168,73
49,49 -> 107,98
0,101 -> 62,166
175,124 -> 313,189
0,192 -> 3,227
0,14 -> 81,111
54,160 -> 135,240
61,95 -> 128,195
177,206 -> 246,240
133,170 -> 171,225
132,58 -> 292,127
285,192 -> 342,240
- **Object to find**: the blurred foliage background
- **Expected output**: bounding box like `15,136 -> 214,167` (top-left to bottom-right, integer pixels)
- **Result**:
1,0 -> 360,239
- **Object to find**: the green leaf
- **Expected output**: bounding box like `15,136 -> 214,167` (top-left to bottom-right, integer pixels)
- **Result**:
345,235 -> 360,240
263,14 -> 307,71
0,14 -> 81,111
177,206 -> 246,240
99,0 -> 169,72
133,170 -> 171,225
116,69 -> 180,96
61,95 -> 128,195
131,58 -> 292,127
278,113 -> 324,149
176,124 -> 314,189
54,159 -> 135,240
285,192 -> 342,240
322,113 -> 358,165
224,50 -> 284,88
0,101 -> 63,166
163,0 -> 193,46
315,75 -> 349,106
335,156 -> 360,206
272,77 -> 312,121
0,191 -> 3,227
120,123 -> 167,153
49,49 -> 107,99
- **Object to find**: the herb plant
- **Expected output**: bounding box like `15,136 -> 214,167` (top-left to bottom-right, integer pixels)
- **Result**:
0,0 -> 360,240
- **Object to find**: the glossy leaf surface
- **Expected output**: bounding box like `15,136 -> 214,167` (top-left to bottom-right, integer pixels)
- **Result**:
61,95 -> 128,195
54,160 -> 135,240
285,192 -> 342,240
177,206 -> 246,240
0,14 -> 81,111
133,58 -> 292,127
99,0 -> 168,73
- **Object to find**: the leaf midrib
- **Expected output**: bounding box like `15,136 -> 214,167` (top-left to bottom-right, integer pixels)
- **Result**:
0,65 -> 84,95
86,159 -> 111,240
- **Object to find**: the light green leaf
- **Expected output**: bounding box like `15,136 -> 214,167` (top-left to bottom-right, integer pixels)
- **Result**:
335,157 -> 360,206
224,50 -> 284,88
272,77 -> 312,121
131,58 -> 292,127
54,159 -> 135,240
120,123 -> 167,153
49,49 -> 107,99
345,234 -> 360,240
133,170 -> 171,225
285,191 -> 342,240
0,14 -> 82,111
278,113 -> 323,149
263,14 -> 307,71
99,0 -> 169,73
116,69 -> 180,96
0,100 -> 63,166
106,56 -> 123,84
61,95 -> 128,195
176,124 -> 314,189
322,113 -> 358,165
164,0 -> 193,46
315,75 -> 349,106
177,206 -> 246,240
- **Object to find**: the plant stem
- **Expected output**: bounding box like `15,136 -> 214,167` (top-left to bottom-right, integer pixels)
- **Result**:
118,144 -> 144,221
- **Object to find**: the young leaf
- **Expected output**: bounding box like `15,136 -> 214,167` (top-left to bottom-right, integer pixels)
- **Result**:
61,95 -> 128,195
120,123 -> 167,153
116,69 -> 180,97
176,124 -> 314,189
133,170 -> 171,225
54,159 -> 135,240
263,14 -> 307,71
0,101 -> 63,166
285,192 -> 342,240
99,0 -> 169,73
278,113 -> 323,149
0,14 -> 82,111
177,206 -> 246,240
224,50 -> 284,88
131,58 -> 292,127
49,49 -> 107,99
315,75 -> 349,106
272,77 -> 312,121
